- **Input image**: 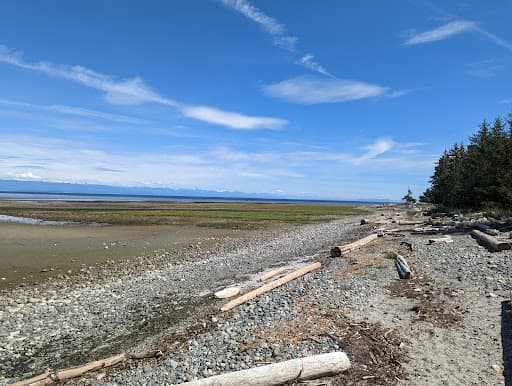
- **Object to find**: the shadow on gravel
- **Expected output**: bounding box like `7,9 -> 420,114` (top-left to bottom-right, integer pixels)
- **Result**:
502,300 -> 512,385
8,296 -> 211,380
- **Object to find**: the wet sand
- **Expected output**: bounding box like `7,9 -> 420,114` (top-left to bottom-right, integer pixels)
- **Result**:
0,222 -> 242,289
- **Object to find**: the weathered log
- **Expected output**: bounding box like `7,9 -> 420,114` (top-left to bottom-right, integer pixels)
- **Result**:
411,227 -> 440,235
260,267 -> 286,281
330,234 -> 379,257
221,262 -> 321,312
214,287 -> 240,299
12,354 -> 127,386
398,220 -> 428,226
179,351 -> 351,386
428,236 -> 453,244
474,223 -> 500,236
395,255 -> 412,279
11,350 -> 162,386
471,229 -> 512,252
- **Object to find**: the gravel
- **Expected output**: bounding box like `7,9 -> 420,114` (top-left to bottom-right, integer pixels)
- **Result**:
0,215 -> 369,383
4,214 -> 511,386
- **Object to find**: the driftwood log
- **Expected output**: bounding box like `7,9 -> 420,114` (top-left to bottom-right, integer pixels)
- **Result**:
11,350 -> 162,386
221,262 -> 321,312
330,234 -> 378,257
260,267 -> 286,281
398,220 -> 428,226
428,236 -> 453,244
179,352 -> 351,386
471,229 -> 512,252
474,223 -> 500,236
395,255 -> 412,279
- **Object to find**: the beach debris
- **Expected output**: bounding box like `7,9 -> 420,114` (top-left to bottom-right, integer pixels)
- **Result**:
10,350 -> 163,386
221,262 -> 321,312
471,229 -> 512,252
395,255 -> 412,279
260,267 -> 286,281
428,236 -> 453,244
473,223 -> 500,236
330,234 -> 379,257
179,351 -> 350,386
399,241 -> 413,251
214,287 -> 240,299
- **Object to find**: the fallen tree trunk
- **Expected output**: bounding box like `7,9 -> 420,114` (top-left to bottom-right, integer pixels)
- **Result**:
471,229 -> 512,252
474,223 -> 500,236
260,267 -> 286,281
330,234 -> 378,257
179,351 -> 351,386
11,350 -> 162,386
221,262 -> 321,312
395,255 -> 412,279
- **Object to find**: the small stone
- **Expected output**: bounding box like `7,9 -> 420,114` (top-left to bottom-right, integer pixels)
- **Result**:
492,364 -> 503,373
486,292 -> 498,298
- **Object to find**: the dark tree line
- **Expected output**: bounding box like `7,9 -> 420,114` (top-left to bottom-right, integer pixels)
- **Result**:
421,114 -> 512,210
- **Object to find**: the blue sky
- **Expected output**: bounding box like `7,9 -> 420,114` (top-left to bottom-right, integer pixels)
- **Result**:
0,0 -> 511,200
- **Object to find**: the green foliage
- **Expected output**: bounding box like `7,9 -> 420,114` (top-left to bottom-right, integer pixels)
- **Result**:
402,188 -> 416,205
383,251 -> 397,259
423,113 -> 512,210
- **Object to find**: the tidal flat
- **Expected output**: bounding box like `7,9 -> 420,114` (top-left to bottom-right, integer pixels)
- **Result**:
0,200 -> 368,289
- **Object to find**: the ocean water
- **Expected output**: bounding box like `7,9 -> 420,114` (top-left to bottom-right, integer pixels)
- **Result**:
0,192 -> 383,205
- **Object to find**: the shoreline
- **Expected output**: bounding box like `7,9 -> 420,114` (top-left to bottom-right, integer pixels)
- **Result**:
0,213 -> 368,382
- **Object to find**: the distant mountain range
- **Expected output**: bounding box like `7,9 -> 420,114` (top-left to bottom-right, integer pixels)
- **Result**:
0,179 -> 395,203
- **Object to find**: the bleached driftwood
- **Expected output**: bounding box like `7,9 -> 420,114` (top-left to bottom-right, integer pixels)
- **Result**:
360,216 -> 382,225
179,351 -> 351,386
474,223 -> 500,236
471,229 -> 512,252
395,255 -> 412,279
411,227 -> 441,235
221,262 -> 321,312
330,234 -> 379,257
11,350 -> 162,386
214,287 -> 240,299
398,220 -> 428,226
260,267 -> 286,281
428,236 -> 453,244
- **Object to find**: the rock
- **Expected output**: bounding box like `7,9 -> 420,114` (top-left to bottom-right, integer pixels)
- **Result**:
214,287 -> 240,299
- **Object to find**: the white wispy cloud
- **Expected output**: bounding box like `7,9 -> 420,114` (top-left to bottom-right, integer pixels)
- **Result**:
221,0 -> 335,77
180,105 -> 287,130
404,20 -> 476,45
296,53 -> 332,77
0,99 -> 148,124
0,135 -> 433,198
0,44 -> 286,130
404,19 -> 512,52
221,0 -> 297,51
263,76 -> 393,104
0,45 -> 176,106
354,138 -> 395,164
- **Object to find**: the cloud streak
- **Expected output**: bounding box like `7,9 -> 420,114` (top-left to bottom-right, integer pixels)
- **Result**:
404,19 -> 512,52
221,0 -> 297,51
0,44 -> 286,130
263,76 -> 392,104
221,0 -> 335,77
0,99 -> 148,124
296,53 -> 332,77
404,20 -> 476,45
181,106 -> 287,130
